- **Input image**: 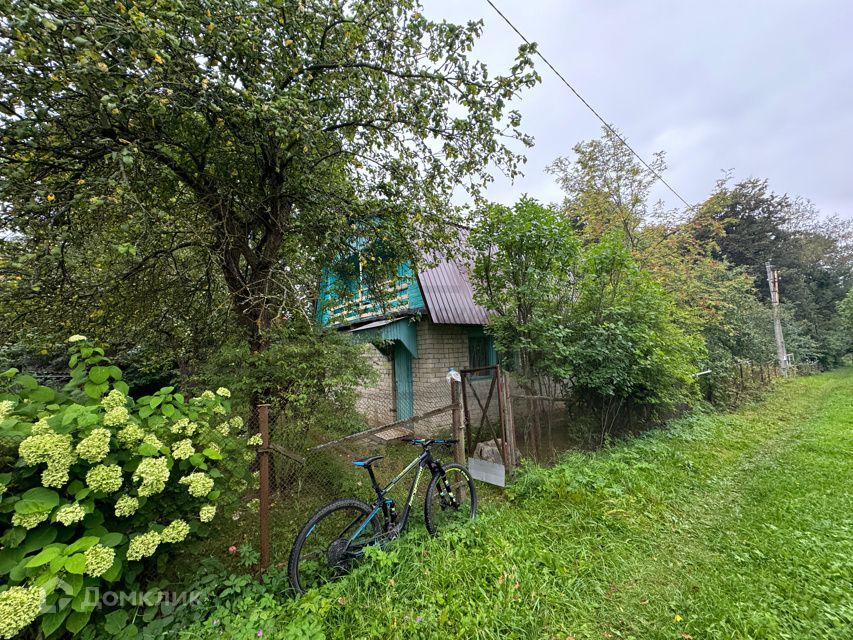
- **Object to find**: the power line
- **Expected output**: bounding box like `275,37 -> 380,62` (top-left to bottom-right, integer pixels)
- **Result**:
484,0 -> 695,210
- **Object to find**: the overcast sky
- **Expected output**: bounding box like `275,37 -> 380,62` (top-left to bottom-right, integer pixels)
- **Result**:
425,0 -> 853,219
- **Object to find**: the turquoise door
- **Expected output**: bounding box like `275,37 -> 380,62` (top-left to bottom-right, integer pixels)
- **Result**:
393,342 -> 414,420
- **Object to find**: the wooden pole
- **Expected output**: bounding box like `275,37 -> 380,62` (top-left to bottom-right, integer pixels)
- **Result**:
766,262 -> 789,376
257,403 -> 271,575
451,379 -> 465,466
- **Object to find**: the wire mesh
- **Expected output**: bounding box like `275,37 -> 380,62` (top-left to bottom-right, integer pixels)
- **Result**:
255,378 -> 459,569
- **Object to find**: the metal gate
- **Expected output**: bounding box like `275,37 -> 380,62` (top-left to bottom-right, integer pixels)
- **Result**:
459,364 -> 517,471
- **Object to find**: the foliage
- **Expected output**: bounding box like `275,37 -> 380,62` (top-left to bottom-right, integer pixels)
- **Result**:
0,337 -> 254,638
697,178 -> 853,367
0,0 -> 538,355
148,369 -> 853,639
544,233 -> 705,437
548,126 -> 670,248
199,321 -> 375,437
471,198 -> 704,438
468,197 -> 579,381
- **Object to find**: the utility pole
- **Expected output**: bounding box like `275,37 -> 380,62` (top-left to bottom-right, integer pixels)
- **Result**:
765,262 -> 789,377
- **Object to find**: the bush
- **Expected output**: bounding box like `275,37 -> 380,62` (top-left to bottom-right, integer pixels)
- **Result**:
0,337 -> 254,639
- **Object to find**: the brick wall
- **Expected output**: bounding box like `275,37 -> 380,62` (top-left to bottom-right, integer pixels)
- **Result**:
353,344 -> 395,427
352,318 -> 477,432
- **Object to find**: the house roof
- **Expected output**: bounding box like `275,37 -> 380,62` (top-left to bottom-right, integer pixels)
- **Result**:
416,228 -> 490,325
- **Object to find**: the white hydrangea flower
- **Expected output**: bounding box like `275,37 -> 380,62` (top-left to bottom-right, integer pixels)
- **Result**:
247,433 -> 263,446
103,406 -> 130,428
101,389 -> 127,411
199,504 -> 216,523
161,519 -> 190,543
0,400 -> 15,421
84,544 -> 115,577
215,387 -> 231,398
11,511 -> 50,530
171,439 -> 195,460
86,464 -> 123,494
132,457 -> 170,497
179,472 -> 214,498
126,531 -> 161,561
66,334 -> 87,343
0,586 -> 46,639
18,432 -> 76,488
76,428 -> 111,462
114,495 -> 139,518
55,503 -> 86,526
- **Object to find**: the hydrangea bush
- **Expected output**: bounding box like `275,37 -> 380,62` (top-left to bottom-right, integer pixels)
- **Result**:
0,337 -> 256,638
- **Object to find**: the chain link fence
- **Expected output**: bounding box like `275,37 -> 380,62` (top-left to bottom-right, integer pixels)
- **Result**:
253,377 -> 462,570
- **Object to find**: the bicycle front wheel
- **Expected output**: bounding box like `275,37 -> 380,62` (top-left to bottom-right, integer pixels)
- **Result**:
288,498 -> 381,594
424,463 -> 477,536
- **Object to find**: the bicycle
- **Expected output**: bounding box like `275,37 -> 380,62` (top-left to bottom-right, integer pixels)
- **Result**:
288,437 -> 477,594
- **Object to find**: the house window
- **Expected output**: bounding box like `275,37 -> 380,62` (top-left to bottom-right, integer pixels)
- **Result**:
468,336 -> 495,370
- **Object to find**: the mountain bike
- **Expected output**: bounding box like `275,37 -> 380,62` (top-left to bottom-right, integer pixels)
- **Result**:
288,437 -> 477,594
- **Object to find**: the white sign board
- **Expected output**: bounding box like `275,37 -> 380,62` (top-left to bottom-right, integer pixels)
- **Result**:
467,457 -> 506,487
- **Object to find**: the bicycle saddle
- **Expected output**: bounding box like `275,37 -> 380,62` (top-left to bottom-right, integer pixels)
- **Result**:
351,455 -> 384,468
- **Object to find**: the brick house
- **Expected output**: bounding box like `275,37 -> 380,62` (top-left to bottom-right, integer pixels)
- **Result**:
317,249 -> 497,427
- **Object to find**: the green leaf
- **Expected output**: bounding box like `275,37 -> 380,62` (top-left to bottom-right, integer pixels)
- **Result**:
161,403 -> 175,417
138,443 -> 159,456
104,609 -> 129,635
138,405 -> 154,419
66,610 -> 92,634
106,365 -> 123,381
83,380 -> 108,399
203,447 -> 223,460
88,366 -> 111,385
64,553 -> 87,574
0,548 -> 24,575
29,385 -> 56,403
26,545 -> 64,567
149,396 -> 163,408
21,526 -> 57,554
15,487 -> 60,514
15,374 -> 38,389
101,558 -> 122,582
100,532 -> 124,548
64,536 -> 100,555
41,608 -> 71,637
113,381 -> 130,395
0,526 -> 26,549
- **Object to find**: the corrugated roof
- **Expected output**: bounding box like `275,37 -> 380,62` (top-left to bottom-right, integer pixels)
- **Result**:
417,247 -> 490,325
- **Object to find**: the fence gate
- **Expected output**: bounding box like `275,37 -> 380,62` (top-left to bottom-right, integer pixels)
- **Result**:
460,364 -> 517,477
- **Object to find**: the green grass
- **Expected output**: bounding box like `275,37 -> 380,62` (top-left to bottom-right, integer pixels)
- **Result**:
177,369 -> 853,639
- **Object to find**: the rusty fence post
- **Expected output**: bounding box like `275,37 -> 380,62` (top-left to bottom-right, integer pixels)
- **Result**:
257,403 -> 271,575
451,379 -> 465,466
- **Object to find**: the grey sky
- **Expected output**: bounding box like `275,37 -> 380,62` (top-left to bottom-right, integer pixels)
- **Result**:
426,0 -> 853,219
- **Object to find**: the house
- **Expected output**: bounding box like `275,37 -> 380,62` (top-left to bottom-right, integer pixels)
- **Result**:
317,245 -> 497,427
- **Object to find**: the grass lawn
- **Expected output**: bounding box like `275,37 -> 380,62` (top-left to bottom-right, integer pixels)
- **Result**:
272,369 -> 853,640
170,369 -> 852,639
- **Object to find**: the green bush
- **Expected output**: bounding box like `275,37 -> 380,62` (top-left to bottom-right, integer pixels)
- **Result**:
0,337 -> 254,639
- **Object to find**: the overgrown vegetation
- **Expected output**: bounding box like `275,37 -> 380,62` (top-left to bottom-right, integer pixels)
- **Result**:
154,369 -> 852,639
0,338 -> 254,638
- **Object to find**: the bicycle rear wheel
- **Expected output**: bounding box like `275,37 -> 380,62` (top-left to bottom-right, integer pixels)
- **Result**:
288,498 -> 381,594
424,463 -> 477,536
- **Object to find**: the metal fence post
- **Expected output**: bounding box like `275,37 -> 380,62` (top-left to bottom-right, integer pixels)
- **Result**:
257,403 -> 271,575
451,379 -> 465,466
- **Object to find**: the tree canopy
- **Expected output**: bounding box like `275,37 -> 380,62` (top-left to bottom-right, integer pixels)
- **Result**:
0,0 -> 538,355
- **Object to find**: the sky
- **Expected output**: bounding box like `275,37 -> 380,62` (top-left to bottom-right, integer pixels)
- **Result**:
425,0 -> 853,219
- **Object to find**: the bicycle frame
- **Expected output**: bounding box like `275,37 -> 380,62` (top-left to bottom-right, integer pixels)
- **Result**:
348,447 -> 443,547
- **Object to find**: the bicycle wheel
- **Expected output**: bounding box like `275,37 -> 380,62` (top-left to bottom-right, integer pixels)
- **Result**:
288,498 -> 381,594
424,463 -> 477,536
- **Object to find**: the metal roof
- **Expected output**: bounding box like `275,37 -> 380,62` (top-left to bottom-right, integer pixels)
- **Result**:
417,256 -> 489,326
